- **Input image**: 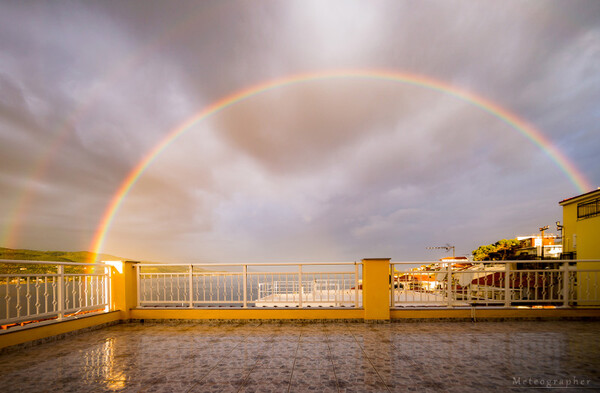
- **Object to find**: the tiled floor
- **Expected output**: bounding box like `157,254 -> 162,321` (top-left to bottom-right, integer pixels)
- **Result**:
1,320 -> 599,392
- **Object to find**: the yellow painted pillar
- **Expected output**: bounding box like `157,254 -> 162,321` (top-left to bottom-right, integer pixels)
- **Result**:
362,258 -> 391,321
109,261 -> 138,320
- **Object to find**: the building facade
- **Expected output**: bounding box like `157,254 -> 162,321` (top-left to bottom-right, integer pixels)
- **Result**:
559,188 -> 600,260
515,235 -> 562,259
559,188 -> 600,305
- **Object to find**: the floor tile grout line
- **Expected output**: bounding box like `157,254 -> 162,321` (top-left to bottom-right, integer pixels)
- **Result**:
235,329 -> 276,393
348,325 -> 394,393
286,328 -> 302,393
183,326 -> 250,393
324,324 -> 342,393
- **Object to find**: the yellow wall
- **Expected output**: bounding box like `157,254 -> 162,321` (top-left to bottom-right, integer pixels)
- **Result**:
130,308 -> 363,320
0,311 -> 121,350
560,190 -> 600,305
110,261 -> 138,319
560,190 -> 600,259
362,258 -> 391,320
577,216 -> 600,260
577,217 -> 600,305
561,202 -> 578,254
390,308 -> 600,320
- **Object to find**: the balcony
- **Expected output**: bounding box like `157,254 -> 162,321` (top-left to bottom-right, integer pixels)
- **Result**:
2,258 -> 600,333
1,258 -> 599,391
1,320 -> 600,392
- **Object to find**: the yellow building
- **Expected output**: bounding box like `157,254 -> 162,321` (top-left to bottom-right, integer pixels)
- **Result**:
559,188 -> 600,304
560,188 -> 600,259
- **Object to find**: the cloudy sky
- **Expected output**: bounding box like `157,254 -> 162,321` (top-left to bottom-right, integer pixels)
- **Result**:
1,0 -> 599,263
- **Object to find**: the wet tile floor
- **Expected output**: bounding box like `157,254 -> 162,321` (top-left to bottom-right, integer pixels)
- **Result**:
1,320 -> 599,392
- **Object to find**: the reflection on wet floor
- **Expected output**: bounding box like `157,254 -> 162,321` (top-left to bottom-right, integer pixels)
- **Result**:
0,320 -> 599,392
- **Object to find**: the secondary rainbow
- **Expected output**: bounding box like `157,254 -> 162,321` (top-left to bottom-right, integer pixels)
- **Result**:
89,69 -> 593,261
0,3 -> 234,249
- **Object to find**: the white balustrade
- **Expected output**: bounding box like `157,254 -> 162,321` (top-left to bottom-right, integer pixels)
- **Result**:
390,260 -> 599,308
0,260 -> 111,330
136,262 -> 362,308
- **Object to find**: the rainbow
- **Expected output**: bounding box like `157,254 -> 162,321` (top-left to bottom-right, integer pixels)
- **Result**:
88,69 -> 593,261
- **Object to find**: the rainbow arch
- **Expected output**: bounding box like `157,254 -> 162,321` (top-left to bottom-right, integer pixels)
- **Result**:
89,69 -> 593,261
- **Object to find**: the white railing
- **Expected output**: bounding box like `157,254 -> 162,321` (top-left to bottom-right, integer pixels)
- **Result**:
0,260 -> 111,330
390,260 -> 600,308
258,278 -> 357,307
136,262 -> 361,308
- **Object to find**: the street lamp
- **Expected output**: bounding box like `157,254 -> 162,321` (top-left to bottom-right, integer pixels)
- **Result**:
556,221 -> 564,259
539,225 -> 549,259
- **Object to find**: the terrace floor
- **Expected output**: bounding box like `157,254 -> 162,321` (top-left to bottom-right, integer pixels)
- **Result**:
1,320 -> 599,392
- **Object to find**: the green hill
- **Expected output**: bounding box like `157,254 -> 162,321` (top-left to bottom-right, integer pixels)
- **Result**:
0,247 -> 210,273
0,247 -> 122,263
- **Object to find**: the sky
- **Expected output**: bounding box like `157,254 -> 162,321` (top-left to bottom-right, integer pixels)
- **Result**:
0,0 -> 599,263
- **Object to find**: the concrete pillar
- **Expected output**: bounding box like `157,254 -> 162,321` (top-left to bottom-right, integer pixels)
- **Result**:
362,258 -> 391,321
109,261 -> 138,320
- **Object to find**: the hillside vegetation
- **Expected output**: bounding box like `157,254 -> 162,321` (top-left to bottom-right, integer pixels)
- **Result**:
0,247 -> 209,273
0,247 -> 122,263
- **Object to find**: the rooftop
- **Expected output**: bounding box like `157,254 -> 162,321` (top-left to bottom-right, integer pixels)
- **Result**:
1,320 -> 599,392
558,188 -> 600,205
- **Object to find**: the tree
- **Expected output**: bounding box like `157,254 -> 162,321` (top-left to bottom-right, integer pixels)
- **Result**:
472,239 -> 521,261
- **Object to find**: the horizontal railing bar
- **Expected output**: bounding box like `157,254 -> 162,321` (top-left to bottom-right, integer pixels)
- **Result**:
61,304 -> 108,314
138,273 -> 189,276
393,270 -> 597,273
0,274 -> 59,278
391,260 -> 599,264
138,304 -> 357,307
136,261 -> 359,267
0,259 -> 110,267
391,306 -> 564,309
139,301 -> 244,304
138,273 -> 356,277
192,273 -> 243,276
1,311 -> 61,325
139,272 -> 355,275
1,304 -> 108,325
0,274 -> 107,279
62,273 -> 108,277
247,271 -> 354,275
258,299 -> 354,302
0,311 -> 108,334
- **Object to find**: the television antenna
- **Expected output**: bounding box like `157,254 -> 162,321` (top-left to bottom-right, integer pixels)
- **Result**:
426,244 -> 455,258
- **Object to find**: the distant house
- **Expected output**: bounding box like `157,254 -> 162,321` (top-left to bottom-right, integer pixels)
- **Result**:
515,235 -> 562,259
439,256 -> 470,264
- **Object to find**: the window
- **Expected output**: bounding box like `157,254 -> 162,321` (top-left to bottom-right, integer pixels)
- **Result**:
577,198 -> 600,219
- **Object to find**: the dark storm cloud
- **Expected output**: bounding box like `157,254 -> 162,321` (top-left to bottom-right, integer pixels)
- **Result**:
0,0 -> 598,262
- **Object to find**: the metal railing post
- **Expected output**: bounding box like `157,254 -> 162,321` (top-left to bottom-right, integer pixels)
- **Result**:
243,265 -> 247,308
562,262 -> 570,307
446,262 -> 452,307
355,262 -> 360,308
504,262 -> 511,307
298,265 -> 303,308
135,264 -> 141,308
105,266 -> 111,312
57,265 -> 64,320
389,263 -> 394,308
189,264 -> 194,308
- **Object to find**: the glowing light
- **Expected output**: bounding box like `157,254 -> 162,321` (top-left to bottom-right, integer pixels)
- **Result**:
104,260 -> 123,274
